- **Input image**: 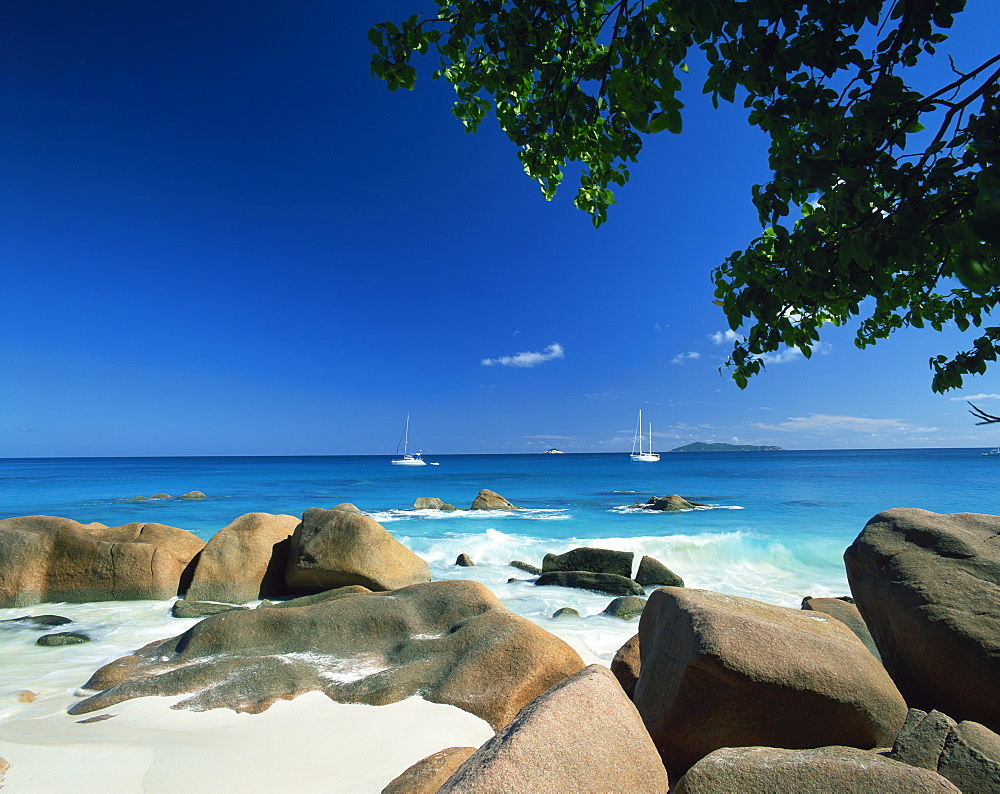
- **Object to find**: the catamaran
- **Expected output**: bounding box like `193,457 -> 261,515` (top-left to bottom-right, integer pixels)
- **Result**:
630,410 -> 660,462
391,414 -> 427,466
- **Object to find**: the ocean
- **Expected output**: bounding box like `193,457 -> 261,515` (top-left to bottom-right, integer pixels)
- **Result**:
1,449 -> 996,788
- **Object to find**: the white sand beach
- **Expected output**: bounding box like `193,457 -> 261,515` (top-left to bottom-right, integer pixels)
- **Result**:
1,690 -> 494,793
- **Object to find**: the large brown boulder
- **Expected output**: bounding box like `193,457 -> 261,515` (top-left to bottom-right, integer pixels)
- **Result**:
438,665 -> 669,792
672,746 -> 960,793
542,547 -> 633,577
611,633 -> 642,699
633,587 -> 907,778
68,579 -> 585,730
845,508 -> 1000,731
185,513 -> 299,604
284,507 -> 430,594
0,515 -> 204,608
469,489 -> 518,510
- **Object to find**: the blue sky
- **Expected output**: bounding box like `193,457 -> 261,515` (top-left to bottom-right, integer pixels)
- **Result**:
3,0 -> 999,457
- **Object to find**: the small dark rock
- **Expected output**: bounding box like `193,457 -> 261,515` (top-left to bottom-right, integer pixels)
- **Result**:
455,553 -> 475,567
635,556 -> 684,587
151,493 -> 171,499
171,600 -> 249,619
510,560 -> 542,575
603,596 -> 646,620
178,491 -> 207,500
552,607 -> 580,619
535,571 -> 645,596
635,494 -> 708,511
36,632 -> 90,646
414,497 -> 457,511
1,614 -> 73,628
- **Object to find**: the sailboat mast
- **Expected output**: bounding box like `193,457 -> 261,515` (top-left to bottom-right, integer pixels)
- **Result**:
404,414 -> 410,455
648,422 -> 653,455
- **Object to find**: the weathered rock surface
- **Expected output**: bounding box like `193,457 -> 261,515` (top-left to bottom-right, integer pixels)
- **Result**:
802,596 -> 880,657
603,595 -> 646,620
455,553 -> 474,567
611,633 -> 641,699
438,665 -> 669,793
37,631 -> 90,646
185,512 -> 300,604
0,757 -> 8,788
509,560 -> 541,575
413,497 -> 457,511
635,555 -> 684,587
889,708 -> 1000,794
633,494 -> 708,511
382,747 -> 477,794
633,587 -> 908,778
257,585 -> 371,610
171,600 -> 249,619
0,515 -> 205,608
331,503 -> 362,514
469,489 -> 518,510
68,579 -> 585,730
542,547 -> 632,578
844,508 -> 1000,730
672,746 -> 961,793
535,571 -> 645,596
284,507 -> 430,593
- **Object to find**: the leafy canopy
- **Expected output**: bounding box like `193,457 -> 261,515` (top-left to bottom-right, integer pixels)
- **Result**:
369,0 -> 1000,392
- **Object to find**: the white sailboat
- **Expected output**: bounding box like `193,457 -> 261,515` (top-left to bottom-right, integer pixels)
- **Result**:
391,415 -> 427,466
630,410 -> 660,462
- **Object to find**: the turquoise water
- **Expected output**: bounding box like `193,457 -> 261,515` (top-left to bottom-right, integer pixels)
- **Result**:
3,449 -> 996,608
2,448 -> 997,731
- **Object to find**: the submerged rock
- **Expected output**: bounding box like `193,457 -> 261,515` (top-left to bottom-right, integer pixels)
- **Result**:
551,607 -> 580,619
37,631 -> 90,646
0,614 -> 73,628
535,571 -> 644,596
284,507 -> 430,593
437,666 -> 668,793
845,508 -> 1000,730
633,587 -> 907,779
542,547 -> 632,578
510,560 -> 542,575
178,491 -> 206,500
185,512 -> 299,604
603,596 -> 646,620
469,489 -> 518,510
0,515 -> 204,608
455,553 -> 475,567
68,579 -> 585,730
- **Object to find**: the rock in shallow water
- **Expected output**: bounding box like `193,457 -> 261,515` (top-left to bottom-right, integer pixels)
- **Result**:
37,631 -> 90,646
68,579 -> 584,730
542,547 -> 632,578
535,571 -> 644,596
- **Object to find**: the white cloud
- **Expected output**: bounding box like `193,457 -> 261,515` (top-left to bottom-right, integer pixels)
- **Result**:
670,351 -> 701,365
584,391 -> 623,401
481,342 -> 565,368
759,342 -> 833,365
710,329 -> 742,345
749,413 -> 938,435
524,434 -> 575,440
951,393 -> 1000,402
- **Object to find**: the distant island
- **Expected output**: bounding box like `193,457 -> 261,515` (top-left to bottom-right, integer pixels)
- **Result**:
670,442 -> 785,452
